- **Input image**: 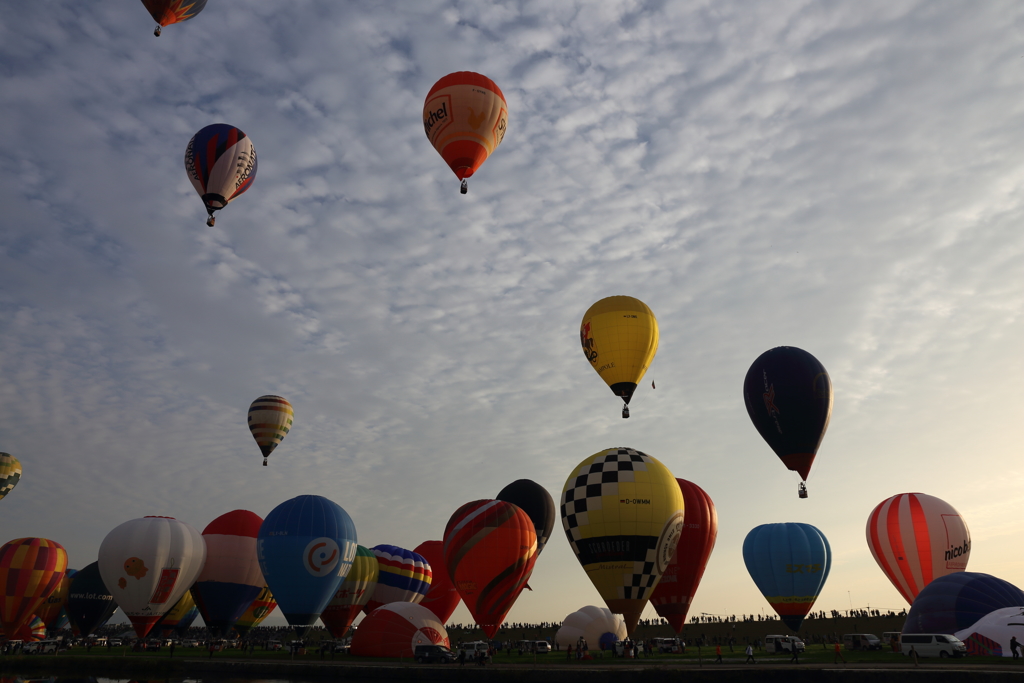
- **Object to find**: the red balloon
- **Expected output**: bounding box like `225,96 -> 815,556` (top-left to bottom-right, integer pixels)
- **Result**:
349,602 -> 449,658
413,541 -> 460,624
649,479 -> 718,633
0,538 -> 69,639
443,500 -> 537,638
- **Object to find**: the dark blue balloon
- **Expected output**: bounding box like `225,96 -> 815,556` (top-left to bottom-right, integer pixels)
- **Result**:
743,523 -> 831,632
904,572 -> 1024,634
66,562 -> 118,637
258,495 -> 358,637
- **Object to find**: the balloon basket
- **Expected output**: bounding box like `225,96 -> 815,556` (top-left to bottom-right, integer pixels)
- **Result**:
622,405 -> 630,419
798,482 -> 808,499
460,179 -> 468,194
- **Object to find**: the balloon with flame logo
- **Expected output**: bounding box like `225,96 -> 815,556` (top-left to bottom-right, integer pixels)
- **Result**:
560,447 -> 685,636
152,590 -> 200,638
97,516 -> 207,638
233,586 -> 277,637
866,492 -> 971,605
423,72 -> 507,194
185,124 -> 258,227
140,0 -> 208,36
649,479 -> 718,633
0,537 -> 69,640
743,522 -> 831,632
66,562 -> 118,637
36,568 -> 77,632
350,602 -> 450,658
580,297 -> 659,418
320,545 -> 379,639
0,452 -> 22,502
743,346 -> 832,487
247,395 -> 293,466
412,540 -> 461,623
191,510 -> 265,636
257,495 -> 357,638
363,545 -> 431,615
443,500 -> 537,638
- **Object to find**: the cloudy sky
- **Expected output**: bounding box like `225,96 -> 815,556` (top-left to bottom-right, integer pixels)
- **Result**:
2,1 -> 1023,630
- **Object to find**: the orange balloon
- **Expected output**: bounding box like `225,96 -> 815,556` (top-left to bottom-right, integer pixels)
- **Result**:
0,538 -> 69,639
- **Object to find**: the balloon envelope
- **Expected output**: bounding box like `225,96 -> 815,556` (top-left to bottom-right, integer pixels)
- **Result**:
866,492 -> 971,605
560,447 -> 685,635
363,545 -> 431,615
555,605 -> 627,651
97,516 -> 207,638
66,562 -> 118,637
36,569 -> 77,632
152,590 -> 199,638
320,545 -> 379,639
233,586 -> 276,637
350,602 -> 450,658
743,522 -> 831,632
496,479 -> 556,557
15,614 -> 46,642
413,540 -> 460,624
257,495 -> 358,637
904,572 -> 1024,635
649,479 -> 718,633
185,123 -> 257,224
423,72 -> 507,184
247,395 -> 293,466
580,297 -> 659,409
0,452 -> 22,501
141,0 -> 208,28
742,346 -> 832,481
443,500 -> 537,638
191,510 -> 265,636
0,537 -> 69,639
954,606 -> 1024,657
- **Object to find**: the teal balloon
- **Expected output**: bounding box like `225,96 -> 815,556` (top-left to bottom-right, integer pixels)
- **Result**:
742,523 -> 831,632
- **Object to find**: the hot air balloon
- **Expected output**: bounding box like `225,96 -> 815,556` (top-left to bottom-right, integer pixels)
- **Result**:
742,523 -> 831,632
191,510 -> 265,636
140,0 -> 208,36
413,540 -> 460,624
233,586 -> 276,637
423,72 -> 507,194
743,346 -> 832,498
185,123 -> 257,227
649,479 -> 718,633
247,395 -> 293,466
363,545 -> 431,615
904,572 -> 1024,636
0,538 -> 69,640
97,516 -> 207,638
560,447 -> 685,635
257,495 -> 357,638
350,602 -> 450,658
496,479 -> 556,557
580,297 -> 659,418
0,453 -> 22,502
36,568 -> 77,633
66,562 -> 118,637
866,492 -> 971,605
152,590 -> 200,638
554,606 -> 627,652
320,545 -> 379,639
443,500 -> 537,638
15,615 -> 46,642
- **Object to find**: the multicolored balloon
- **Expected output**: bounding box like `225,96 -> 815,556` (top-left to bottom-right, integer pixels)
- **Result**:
257,495 -> 358,638
320,545 -> 379,639
413,540 -> 461,624
580,297 -> 659,418
496,479 -> 556,557
350,602 -> 450,658
247,395 -> 293,466
233,586 -> 276,637
185,123 -> 258,227
423,72 -> 507,194
36,568 -> 77,632
0,452 -> 22,502
444,500 -> 537,638
743,522 -> 831,632
0,537 -> 69,639
743,346 -> 832,485
191,510 -> 265,636
15,614 -> 46,642
866,492 -> 971,604
140,0 -> 208,36
560,447 -> 684,635
649,479 -> 718,633
152,590 -> 199,638
97,516 -> 207,638
66,562 -> 118,637
363,545 -> 431,615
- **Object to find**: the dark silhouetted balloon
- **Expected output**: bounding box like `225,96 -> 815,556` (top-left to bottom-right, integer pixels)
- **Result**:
496,479 -> 556,556
66,562 -> 118,637
904,572 -> 1024,635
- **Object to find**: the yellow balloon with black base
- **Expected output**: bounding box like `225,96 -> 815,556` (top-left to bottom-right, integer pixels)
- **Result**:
580,297 -> 658,417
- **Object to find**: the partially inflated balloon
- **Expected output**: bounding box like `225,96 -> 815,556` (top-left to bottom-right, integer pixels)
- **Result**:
444,500 -> 537,638
15,615 -> 46,642
423,72 -> 507,193
560,447 -> 684,635
350,602 -> 450,658
743,346 -> 832,482
866,492 -> 971,605
152,590 -> 199,638
363,545 -> 431,614
649,479 -> 718,633
496,479 -> 556,557
413,540 -> 460,624
191,510 -> 265,636
580,297 -> 659,417
905,572 -> 1024,635
555,606 -> 627,651
0,538 -> 69,639
67,562 -> 118,637
140,0 -> 207,35
233,586 -> 276,637
257,495 -> 357,638
97,516 -> 207,638
185,124 -> 257,226
743,523 -> 831,632
0,452 -> 22,501
247,395 -> 293,466
321,545 -> 378,639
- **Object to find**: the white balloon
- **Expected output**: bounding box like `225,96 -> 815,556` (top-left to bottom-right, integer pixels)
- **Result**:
954,606 -> 1024,657
555,605 -> 627,650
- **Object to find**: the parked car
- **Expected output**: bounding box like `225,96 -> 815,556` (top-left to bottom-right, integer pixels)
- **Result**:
651,637 -> 683,653
901,634 -> 967,658
415,644 -> 455,663
765,635 -> 805,654
843,633 -> 882,651
23,639 -> 60,654
534,640 -> 551,653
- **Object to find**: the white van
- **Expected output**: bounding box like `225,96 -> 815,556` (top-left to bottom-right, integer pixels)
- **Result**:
534,641 -> 551,653
765,635 -> 805,654
843,633 -> 882,651
651,637 -> 683,653
458,641 -> 491,661
900,633 -> 967,658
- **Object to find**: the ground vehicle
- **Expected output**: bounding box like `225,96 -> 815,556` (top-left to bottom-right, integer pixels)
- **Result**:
108,638 -> 122,647
23,639 -> 60,654
183,639 -> 199,647
651,637 -> 683,653
534,641 -> 551,653
882,632 -> 901,647
901,633 -> 967,658
843,633 -> 882,651
415,644 -> 455,663
458,641 -> 490,661
266,639 -> 283,650
765,635 -> 805,654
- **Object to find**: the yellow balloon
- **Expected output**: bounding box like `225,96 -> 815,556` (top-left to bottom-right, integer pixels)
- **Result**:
580,296 -> 659,416
560,447 -> 684,635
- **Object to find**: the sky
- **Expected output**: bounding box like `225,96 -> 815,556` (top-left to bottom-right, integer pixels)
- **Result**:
2,1 -> 1024,631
